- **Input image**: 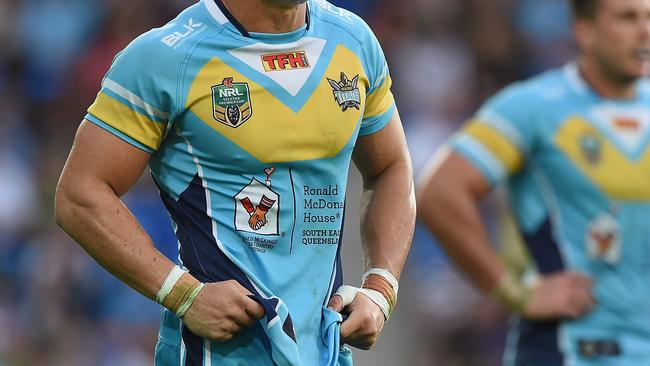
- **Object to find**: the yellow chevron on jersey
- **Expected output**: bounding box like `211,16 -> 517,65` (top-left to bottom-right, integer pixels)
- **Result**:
186,45 -> 366,163
555,116 -> 650,200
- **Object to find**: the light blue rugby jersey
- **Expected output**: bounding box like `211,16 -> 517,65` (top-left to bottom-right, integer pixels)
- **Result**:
453,63 -> 650,366
84,0 -> 396,365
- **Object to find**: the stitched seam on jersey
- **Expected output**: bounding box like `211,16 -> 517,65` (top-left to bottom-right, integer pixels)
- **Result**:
311,12 -> 374,86
289,167 -> 297,255
180,131 -> 212,279
176,26 -> 228,122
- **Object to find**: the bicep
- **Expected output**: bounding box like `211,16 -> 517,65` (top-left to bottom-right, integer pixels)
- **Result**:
58,120 -> 150,198
352,110 -> 411,183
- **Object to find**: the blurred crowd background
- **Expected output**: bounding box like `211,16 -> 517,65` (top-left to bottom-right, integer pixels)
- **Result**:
0,0 -> 577,365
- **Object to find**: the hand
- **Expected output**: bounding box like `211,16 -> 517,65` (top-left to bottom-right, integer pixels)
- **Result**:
327,291 -> 386,350
248,207 -> 268,230
522,271 -> 596,320
182,280 -> 266,341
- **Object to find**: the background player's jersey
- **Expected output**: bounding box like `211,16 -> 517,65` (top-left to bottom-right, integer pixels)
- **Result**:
452,63 -> 650,366
85,1 -> 395,365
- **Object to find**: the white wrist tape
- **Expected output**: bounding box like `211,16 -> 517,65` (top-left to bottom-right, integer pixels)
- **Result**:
363,268 -> 399,295
176,282 -> 205,318
333,285 -> 392,320
156,265 -> 185,304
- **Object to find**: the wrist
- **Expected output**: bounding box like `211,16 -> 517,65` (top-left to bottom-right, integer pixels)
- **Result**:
361,268 -> 399,320
490,272 -> 532,314
156,265 -> 205,318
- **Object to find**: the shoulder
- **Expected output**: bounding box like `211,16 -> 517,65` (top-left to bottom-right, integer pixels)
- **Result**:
114,3 -> 212,68
310,1 -> 387,84
480,68 -> 568,115
310,0 -> 377,48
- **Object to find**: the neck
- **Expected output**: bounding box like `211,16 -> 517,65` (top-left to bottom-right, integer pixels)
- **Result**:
578,57 -> 637,100
221,0 -> 306,34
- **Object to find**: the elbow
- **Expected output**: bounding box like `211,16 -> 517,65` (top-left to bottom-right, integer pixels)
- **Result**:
54,180 -> 86,231
54,183 -> 73,229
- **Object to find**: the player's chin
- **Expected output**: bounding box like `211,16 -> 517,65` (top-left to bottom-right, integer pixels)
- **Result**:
625,56 -> 650,79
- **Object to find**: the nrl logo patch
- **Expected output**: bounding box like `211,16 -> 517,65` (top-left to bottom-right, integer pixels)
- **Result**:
211,77 -> 253,127
579,130 -> 603,165
327,72 -> 360,112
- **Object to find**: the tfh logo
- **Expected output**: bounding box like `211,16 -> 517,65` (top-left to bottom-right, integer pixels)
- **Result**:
261,51 -> 310,72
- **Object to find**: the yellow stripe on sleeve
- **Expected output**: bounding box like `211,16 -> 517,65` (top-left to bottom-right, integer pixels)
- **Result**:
364,75 -> 394,119
87,92 -> 166,151
464,120 -> 524,173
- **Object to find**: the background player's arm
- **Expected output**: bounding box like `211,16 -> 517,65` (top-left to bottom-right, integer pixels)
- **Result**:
329,111 -> 415,350
55,121 -> 264,341
417,150 -> 595,319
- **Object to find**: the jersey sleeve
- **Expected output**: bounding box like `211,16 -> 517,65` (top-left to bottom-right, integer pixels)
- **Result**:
359,25 -> 396,137
450,83 -> 537,186
85,36 -> 176,153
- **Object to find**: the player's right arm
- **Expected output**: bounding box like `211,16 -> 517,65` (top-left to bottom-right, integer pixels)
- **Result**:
55,121 -> 264,340
416,85 -> 596,320
55,30 -> 264,340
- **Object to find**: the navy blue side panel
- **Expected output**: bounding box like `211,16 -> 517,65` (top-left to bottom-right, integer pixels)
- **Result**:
157,174 -> 281,319
282,316 -> 296,342
515,218 -> 564,364
514,318 -> 563,365
155,174 -> 296,360
182,325 -> 203,366
522,218 -> 564,274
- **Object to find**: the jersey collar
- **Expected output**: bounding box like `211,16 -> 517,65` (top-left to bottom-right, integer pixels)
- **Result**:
564,61 -> 644,103
211,0 -> 311,39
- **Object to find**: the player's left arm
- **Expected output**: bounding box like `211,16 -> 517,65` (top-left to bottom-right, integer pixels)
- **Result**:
329,110 -> 415,350
353,110 -> 414,288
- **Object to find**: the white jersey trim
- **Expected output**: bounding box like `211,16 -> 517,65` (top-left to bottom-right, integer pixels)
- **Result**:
103,78 -> 170,120
203,0 -> 229,25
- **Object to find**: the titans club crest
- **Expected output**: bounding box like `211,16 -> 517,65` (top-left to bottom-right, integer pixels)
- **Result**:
327,72 -> 361,112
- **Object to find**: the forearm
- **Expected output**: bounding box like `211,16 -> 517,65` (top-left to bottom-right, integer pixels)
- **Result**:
359,162 -> 415,280
55,180 -> 174,300
418,186 -> 506,293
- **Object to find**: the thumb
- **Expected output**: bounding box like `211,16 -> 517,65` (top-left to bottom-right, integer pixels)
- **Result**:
327,295 -> 344,312
328,285 -> 359,312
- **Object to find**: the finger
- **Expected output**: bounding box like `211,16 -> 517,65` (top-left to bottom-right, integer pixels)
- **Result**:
232,312 -> 257,327
567,272 -> 593,288
327,295 -> 344,312
211,331 -> 234,342
341,311 -> 364,338
243,295 -> 266,320
230,280 -> 254,296
566,292 -> 595,318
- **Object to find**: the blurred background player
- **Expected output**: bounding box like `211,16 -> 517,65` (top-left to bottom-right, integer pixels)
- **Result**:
418,0 -> 650,365
54,0 -> 414,365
